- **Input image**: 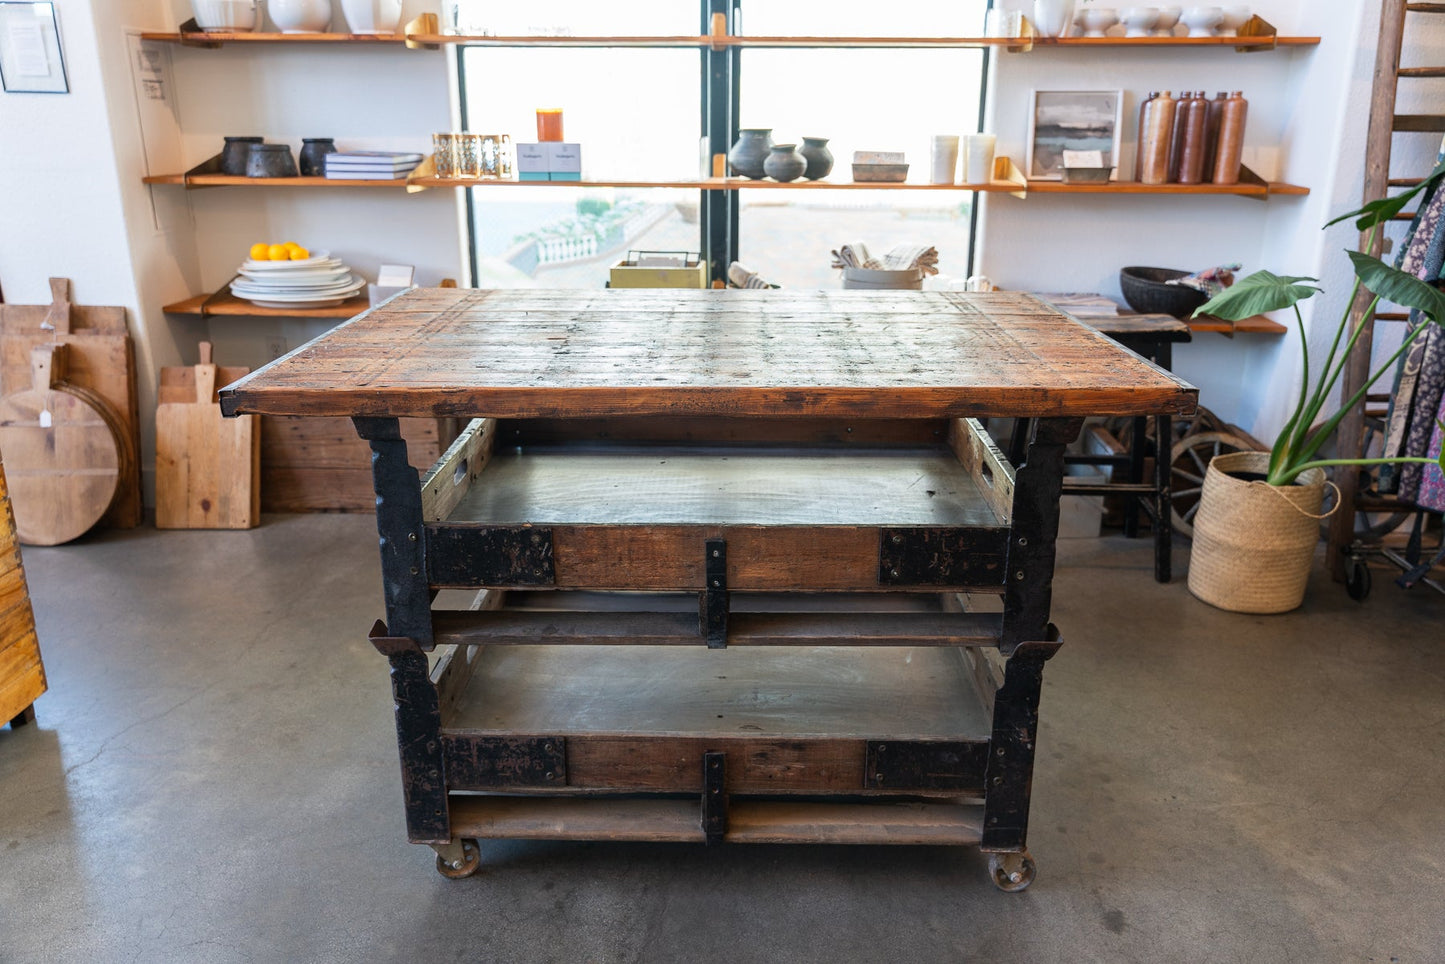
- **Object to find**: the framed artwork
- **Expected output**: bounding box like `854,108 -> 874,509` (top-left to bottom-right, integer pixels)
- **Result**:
0,2 -> 68,94
1026,89 -> 1123,180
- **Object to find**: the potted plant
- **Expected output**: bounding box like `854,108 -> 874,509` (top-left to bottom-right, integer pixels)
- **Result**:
1186,163 -> 1445,613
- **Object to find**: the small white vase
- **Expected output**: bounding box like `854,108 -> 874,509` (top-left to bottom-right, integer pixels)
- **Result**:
1033,0 -> 1076,37
340,0 -> 402,34
269,0 -> 331,33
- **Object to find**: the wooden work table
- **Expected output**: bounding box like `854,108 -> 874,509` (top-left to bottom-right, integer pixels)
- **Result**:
222,288 -> 1197,890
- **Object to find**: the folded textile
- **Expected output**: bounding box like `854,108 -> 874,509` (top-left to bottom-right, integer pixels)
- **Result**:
727,261 -> 780,289
1167,263 -> 1241,298
830,242 -> 939,276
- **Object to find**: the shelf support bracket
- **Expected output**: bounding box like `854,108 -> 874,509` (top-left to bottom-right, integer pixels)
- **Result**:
701,538 -> 728,648
702,751 -> 728,843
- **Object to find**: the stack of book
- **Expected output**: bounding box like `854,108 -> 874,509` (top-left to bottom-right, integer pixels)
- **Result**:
323,151 -> 424,181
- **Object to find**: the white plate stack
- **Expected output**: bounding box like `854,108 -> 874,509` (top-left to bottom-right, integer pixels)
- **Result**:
229,251 -> 367,309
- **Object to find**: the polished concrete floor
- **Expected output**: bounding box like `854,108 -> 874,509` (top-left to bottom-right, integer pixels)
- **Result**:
1,514 -> 1442,963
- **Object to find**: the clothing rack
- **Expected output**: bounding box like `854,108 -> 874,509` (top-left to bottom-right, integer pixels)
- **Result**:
1327,0 -> 1445,598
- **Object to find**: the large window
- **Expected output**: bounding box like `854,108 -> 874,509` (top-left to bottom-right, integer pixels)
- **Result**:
458,1 -> 989,289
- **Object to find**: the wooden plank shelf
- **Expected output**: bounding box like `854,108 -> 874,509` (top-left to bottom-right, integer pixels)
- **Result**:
1025,179 -> 1308,197
163,290 -> 369,319
411,176 -> 1023,191
143,173 -> 412,188
449,796 -> 984,845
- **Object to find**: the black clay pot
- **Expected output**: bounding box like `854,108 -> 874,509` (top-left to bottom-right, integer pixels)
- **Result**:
800,136 -> 833,180
298,138 -> 337,176
763,144 -> 807,182
246,143 -> 299,178
1119,266 -> 1208,319
727,128 -> 773,179
220,136 -> 263,175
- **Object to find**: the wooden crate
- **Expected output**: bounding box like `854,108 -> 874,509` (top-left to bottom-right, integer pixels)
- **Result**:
0,460 -> 44,727
260,416 -> 456,512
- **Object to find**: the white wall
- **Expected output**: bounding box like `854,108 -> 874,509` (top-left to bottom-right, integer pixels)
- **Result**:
976,0 -> 1399,440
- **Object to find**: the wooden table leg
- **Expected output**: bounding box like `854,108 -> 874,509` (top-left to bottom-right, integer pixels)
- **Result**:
8,705 -> 36,728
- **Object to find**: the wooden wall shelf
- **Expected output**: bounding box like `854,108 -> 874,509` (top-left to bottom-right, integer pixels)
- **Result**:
144,173 -> 413,188
142,13 -> 1319,52
163,291 -> 370,319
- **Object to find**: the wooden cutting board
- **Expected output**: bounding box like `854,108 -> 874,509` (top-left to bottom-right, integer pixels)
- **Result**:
155,342 -> 258,529
0,278 -> 140,528
0,345 -> 121,546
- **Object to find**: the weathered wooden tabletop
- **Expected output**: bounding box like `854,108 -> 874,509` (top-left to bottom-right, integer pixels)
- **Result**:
219,289 -> 1198,420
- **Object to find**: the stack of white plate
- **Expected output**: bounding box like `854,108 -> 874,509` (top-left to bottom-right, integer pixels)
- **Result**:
230,252 -> 366,309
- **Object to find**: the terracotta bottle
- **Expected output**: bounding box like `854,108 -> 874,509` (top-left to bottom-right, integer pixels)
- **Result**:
1135,91 -> 1157,181
1203,91 -> 1228,182
1138,90 -> 1177,185
1176,92 -> 1210,184
1212,91 -> 1248,185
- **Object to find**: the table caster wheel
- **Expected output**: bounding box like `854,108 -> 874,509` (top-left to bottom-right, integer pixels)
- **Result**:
988,851 -> 1036,893
435,838 -> 481,879
1346,557 -> 1372,602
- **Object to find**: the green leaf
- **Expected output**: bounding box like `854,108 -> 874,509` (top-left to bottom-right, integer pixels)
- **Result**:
1325,158 -> 1445,230
1348,250 -> 1445,322
1191,270 -> 1321,321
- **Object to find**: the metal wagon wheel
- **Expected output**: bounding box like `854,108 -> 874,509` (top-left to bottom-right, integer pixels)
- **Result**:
1169,430 -> 1263,536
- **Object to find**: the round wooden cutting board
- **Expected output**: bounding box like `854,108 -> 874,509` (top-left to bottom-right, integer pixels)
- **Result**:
0,383 -> 121,546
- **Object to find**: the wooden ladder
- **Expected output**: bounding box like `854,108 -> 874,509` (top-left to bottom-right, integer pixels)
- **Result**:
1327,0 -> 1445,579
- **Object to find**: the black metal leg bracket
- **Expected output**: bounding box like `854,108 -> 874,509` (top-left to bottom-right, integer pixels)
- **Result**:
354,416 -> 433,651
982,633 -> 1063,852
369,620 -> 451,845
1001,417 -> 1080,655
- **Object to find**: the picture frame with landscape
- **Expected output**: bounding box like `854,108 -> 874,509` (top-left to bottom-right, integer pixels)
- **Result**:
1026,89 -> 1123,180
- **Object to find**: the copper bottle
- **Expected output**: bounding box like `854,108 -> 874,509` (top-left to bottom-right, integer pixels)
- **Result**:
1212,90 -> 1248,185
1176,92 -> 1210,184
1166,89 -> 1190,182
1138,90 -> 1177,185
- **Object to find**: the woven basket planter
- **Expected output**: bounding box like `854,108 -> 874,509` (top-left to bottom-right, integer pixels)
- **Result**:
1187,451 -> 1329,614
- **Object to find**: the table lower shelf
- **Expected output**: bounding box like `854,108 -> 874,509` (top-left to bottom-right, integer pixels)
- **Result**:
450,794 -> 983,845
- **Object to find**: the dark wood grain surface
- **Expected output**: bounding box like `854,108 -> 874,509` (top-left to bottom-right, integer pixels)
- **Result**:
220,289 -> 1197,420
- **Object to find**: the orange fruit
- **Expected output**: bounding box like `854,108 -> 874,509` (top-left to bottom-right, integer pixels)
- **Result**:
249,242 -> 270,261
267,243 -> 289,261
288,246 -> 311,260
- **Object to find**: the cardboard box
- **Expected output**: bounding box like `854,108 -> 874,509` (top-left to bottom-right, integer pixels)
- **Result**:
609,252 -> 708,289
545,142 -> 582,175
516,142 -> 548,174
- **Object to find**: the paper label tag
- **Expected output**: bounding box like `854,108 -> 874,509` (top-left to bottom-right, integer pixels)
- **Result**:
39,409 -> 52,428
1062,149 -> 1105,168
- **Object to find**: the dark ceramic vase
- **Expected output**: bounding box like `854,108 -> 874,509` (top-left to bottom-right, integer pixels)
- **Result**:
800,136 -> 833,180
727,128 -> 773,179
298,137 -> 337,176
763,144 -> 807,183
220,136 -> 263,175
246,143 -> 299,178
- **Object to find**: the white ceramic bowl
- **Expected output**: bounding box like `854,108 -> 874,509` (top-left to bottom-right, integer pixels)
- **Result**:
1079,7 -> 1119,36
1180,5 -> 1223,36
191,0 -> 258,31
1121,6 -> 1159,37
1154,5 -> 1181,34
269,0 -> 331,33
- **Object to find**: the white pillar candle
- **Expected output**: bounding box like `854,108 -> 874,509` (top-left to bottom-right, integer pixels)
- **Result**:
965,133 -> 997,184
